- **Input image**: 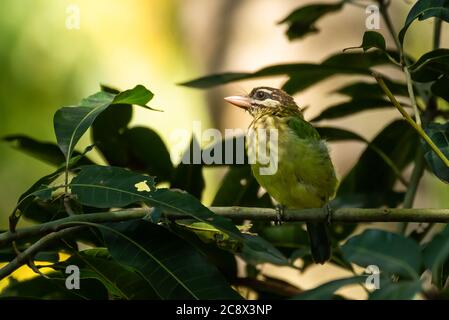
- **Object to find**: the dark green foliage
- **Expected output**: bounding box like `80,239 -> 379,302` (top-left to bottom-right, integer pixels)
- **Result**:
2,1 -> 449,301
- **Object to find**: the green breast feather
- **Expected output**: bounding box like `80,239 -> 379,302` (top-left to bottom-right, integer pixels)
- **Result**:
250,115 -> 338,209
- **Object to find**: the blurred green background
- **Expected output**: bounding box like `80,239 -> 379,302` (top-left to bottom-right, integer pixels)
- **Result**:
1,0 -> 449,233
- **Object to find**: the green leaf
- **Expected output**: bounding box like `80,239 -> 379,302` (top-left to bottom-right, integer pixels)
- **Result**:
422,122 -> 449,183
339,120 -> 419,200
369,280 -> 422,300
282,51 -> 396,94
54,85 -> 154,161
122,127 -> 174,182
398,0 -> 449,45
92,102 -> 133,167
91,100 -> 173,181
259,223 -> 309,253
0,272 -> 108,299
112,84 -> 154,107
311,98 -> 393,122
279,2 -> 345,40
54,248 -> 158,299
70,165 -> 242,237
333,80 -> 408,99
70,165 -> 288,265
423,224 -> 449,287
431,76 -> 449,102
181,51 -> 394,91
239,234 -> 290,266
409,49 -> 449,82
341,229 -> 422,279
344,31 -> 386,52
291,276 -> 365,300
101,220 -> 242,299
211,165 -> 272,207
2,135 -> 93,167
315,127 -> 365,142
171,137 -> 205,199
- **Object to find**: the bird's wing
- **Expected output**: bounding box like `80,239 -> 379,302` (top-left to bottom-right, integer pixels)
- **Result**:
286,116 -> 320,140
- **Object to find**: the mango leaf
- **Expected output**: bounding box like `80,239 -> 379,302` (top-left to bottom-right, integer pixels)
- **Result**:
212,165 -> 271,207
112,85 -> 154,106
54,85 -> 155,162
70,165 -> 288,267
333,80 -> 408,99
339,120 -> 419,202
54,248 -> 158,299
409,49 -> 449,82
181,51 -> 395,92
344,31 -> 386,52
369,280 -> 422,300
171,137 -> 204,199
259,223 -> 309,257
101,220 -> 242,299
423,224 -> 449,287
122,127 -> 174,182
2,135 -> 93,167
341,229 -> 422,279
291,276 -> 365,300
431,76 -> 449,102
279,1 -> 345,40
282,51 -> 397,94
311,98 -> 393,122
92,102 -> 133,167
239,234 -> 290,266
316,127 -> 365,142
92,101 -> 173,181
422,122 -> 449,183
170,224 -> 238,281
0,272 -> 108,299
398,0 -> 449,45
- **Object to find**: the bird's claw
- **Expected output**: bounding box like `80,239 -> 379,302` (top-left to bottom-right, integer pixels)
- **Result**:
275,205 -> 285,225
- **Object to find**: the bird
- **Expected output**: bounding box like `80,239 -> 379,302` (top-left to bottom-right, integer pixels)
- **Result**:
224,87 -> 338,264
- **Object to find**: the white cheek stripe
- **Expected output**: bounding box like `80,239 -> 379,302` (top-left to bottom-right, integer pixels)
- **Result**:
258,98 -> 280,108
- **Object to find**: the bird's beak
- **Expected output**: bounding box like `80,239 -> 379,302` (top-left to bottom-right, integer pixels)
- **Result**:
224,95 -> 252,109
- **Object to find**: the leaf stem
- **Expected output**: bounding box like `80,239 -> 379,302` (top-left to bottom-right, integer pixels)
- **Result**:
374,74 -> 449,168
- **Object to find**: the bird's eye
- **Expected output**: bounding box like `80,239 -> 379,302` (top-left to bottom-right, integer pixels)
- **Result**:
255,91 -> 268,100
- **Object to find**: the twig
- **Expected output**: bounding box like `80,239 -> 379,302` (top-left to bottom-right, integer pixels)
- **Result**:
374,74 -> 449,168
3,207 -> 449,250
0,227 -> 83,280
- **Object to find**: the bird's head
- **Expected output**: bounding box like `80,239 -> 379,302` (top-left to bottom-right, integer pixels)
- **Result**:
224,87 -> 302,118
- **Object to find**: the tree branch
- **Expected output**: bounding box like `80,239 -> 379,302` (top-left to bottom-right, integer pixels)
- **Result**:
2,207 -> 449,249
0,227 -> 83,280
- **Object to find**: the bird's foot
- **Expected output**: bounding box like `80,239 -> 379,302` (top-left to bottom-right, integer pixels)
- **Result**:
274,204 -> 285,225
324,203 -> 333,225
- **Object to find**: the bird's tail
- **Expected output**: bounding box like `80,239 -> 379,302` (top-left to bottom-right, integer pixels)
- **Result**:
306,222 -> 331,264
